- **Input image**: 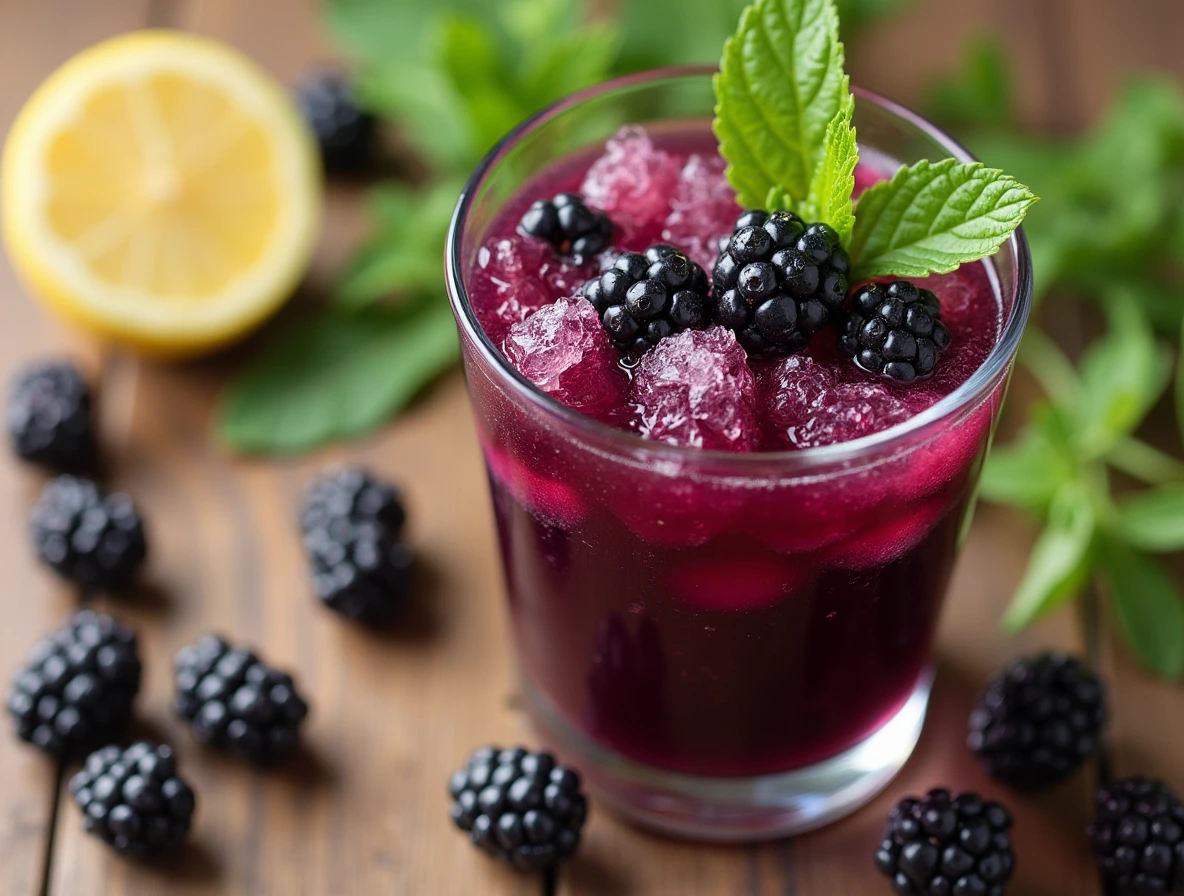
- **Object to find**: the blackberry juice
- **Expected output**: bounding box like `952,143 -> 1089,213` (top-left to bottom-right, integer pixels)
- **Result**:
455,121 -> 1014,785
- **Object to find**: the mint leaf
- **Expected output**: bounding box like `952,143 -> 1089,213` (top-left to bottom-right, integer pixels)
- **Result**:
713,0 -> 848,209
766,185 -> 794,213
980,417 -> 1073,515
849,159 -> 1037,280
1113,486 -> 1184,553
1001,485 -> 1094,634
805,94 -> 857,242
1098,536 -> 1184,678
219,304 -> 459,454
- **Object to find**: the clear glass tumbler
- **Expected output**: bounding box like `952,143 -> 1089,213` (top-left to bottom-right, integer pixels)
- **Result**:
445,68 -> 1032,841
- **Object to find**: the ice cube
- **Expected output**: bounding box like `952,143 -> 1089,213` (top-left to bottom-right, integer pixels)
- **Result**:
666,551 -> 810,612
822,496 -> 949,569
503,296 -> 626,414
662,153 -> 740,270
481,435 -> 588,527
761,355 -> 913,449
631,326 -> 757,451
581,126 -> 680,227
473,237 -> 553,341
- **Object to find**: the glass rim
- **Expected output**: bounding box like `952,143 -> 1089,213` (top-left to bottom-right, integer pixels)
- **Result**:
446,66 -> 1033,471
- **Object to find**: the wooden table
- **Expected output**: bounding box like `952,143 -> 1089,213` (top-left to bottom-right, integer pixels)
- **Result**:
0,1 -> 1180,893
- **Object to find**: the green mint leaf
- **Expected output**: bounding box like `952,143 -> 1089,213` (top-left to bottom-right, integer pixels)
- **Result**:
806,94 -> 857,243
616,0 -> 751,74
219,304 -> 458,454
713,0 -> 848,209
1073,297 -> 1169,459
1001,485 -> 1094,634
1112,485 -> 1184,553
766,185 -> 794,212
979,418 -> 1073,515
849,159 -> 1037,280
1108,437 -> 1184,486
1098,536 -> 1184,679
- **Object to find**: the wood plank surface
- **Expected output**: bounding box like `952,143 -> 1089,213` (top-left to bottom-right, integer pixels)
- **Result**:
0,0 -> 1177,893
0,3 -> 154,895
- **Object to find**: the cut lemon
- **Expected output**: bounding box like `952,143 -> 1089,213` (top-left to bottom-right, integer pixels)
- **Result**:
2,31 -> 321,357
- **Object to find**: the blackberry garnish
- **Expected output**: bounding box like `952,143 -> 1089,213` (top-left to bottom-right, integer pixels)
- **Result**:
7,361 -> 96,472
449,745 -> 588,872
969,653 -> 1106,791
839,280 -> 951,383
579,245 -> 710,363
30,475 -> 147,592
518,193 -> 613,259
70,742 -> 195,858
173,635 -> 309,764
300,466 -> 415,626
6,610 -> 141,758
875,788 -> 1016,895
295,70 -> 377,173
1089,778 -> 1184,894
711,210 -> 850,358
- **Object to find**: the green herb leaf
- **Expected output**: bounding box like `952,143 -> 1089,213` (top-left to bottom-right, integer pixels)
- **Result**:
766,185 -> 794,213
1098,536 -> 1184,678
219,304 -> 459,454
927,36 -> 1014,131
980,417 -> 1073,515
804,93 -> 857,242
849,159 -> 1037,280
1001,485 -> 1094,634
1073,297 -> 1170,459
713,0 -> 848,209
1112,485 -> 1184,553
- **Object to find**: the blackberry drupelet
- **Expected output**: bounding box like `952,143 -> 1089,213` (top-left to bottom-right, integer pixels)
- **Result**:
7,361 -> 96,472
295,70 -> 377,173
173,635 -> 309,764
70,742 -> 195,858
840,280 -> 951,383
518,193 -> 613,259
30,475 -> 147,592
969,653 -> 1106,791
579,244 -> 711,363
6,610 -> 141,758
300,466 -> 415,625
449,745 -> 588,872
711,210 -> 850,358
875,789 -> 1016,895
1089,778 -> 1184,893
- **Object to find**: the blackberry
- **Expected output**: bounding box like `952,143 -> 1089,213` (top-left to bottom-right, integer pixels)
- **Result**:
875,789 -> 1016,895
7,361 -> 96,472
449,745 -> 588,872
711,211 -> 850,358
295,70 -> 377,173
969,653 -> 1106,791
840,281 -> 951,383
300,466 -> 414,625
173,635 -> 309,764
70,742 -> 195,858
1089,778 -> 1184,893
579,245 -> 711,362
30,475 -> 147,592
518,193 -> 613,260
6,610 -> 141,758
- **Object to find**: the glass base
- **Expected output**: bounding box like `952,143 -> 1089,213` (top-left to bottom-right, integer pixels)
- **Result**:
524,671 -> 932,842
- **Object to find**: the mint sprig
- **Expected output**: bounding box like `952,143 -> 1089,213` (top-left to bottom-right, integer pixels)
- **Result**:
848,159 -> 1038,280
803,93 -> 857,242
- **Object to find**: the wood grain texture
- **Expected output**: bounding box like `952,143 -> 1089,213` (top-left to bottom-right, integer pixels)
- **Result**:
0,3 -> 154,895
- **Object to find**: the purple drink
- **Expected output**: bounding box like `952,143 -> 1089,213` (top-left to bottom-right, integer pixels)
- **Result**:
448,73 -> 1031,839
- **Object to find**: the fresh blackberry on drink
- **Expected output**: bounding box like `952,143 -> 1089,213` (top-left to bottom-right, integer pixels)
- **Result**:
518,193 -> 613,260
875,788 -> 1015,895
7,361 -> 97,472
840,280 -> 951,383
579,244 -> 710,363
300,466 -> 415,626
173,635 -> 309,764
1089,778 -> 1184,893
969,652 -> 1106,791
711,210 -> 850,358
6,610 -> 141,758
30,475 -> 147,592
70,742 -> 195,858
295,70 -> 377,173
449,745 -> 588,872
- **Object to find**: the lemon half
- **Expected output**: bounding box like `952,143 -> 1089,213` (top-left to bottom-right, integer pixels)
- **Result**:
2,31 -> 322,356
